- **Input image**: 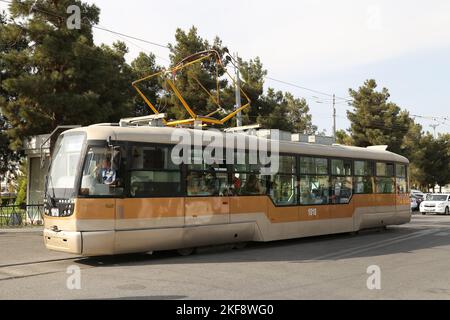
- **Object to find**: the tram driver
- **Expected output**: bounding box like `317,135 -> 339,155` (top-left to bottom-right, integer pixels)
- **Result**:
99,158 -> 117,185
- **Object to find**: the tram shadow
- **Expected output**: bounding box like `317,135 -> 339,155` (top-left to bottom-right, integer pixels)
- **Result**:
74,223 -> 450,267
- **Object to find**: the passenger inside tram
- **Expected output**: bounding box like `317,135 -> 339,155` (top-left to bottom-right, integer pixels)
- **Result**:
241,174 -> 263,195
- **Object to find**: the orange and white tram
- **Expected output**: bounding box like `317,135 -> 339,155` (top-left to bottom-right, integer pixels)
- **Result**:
43,125 -> 410,256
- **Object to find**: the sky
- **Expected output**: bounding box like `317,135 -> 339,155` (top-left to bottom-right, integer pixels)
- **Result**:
2,0 -> 450,135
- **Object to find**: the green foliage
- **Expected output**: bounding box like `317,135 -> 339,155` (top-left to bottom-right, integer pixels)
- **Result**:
1,9 -> 23,177
335,129 -> 352,145
411,133 -> 450,191
167,27 -> 230,120
14,160 -> 27,205
237,57 -> 266,124
257,90 -> 316,133
347,79 -> 411,154
346,79 -> 450,190
131,52 -> 162,116
0,113 -> 21,179
0,0 -> 134,149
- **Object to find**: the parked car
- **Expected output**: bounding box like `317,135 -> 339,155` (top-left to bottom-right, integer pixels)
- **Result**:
419,193 -> 450,215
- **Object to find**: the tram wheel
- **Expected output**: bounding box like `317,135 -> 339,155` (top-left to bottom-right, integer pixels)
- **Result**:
177,247 -> 195,256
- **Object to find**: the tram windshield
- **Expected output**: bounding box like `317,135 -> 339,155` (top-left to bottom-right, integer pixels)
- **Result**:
46,133 -> 85,199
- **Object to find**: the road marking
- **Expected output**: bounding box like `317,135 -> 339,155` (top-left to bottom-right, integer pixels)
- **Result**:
307,229 -> 438,261
434,232 -> 450,236
333,229 -> 439,259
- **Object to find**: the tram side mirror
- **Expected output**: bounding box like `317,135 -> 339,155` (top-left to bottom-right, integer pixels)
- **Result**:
107,136 -> 113,148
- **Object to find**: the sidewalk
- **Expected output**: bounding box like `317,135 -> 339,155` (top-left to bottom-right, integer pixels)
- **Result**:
0,226 -> 44,233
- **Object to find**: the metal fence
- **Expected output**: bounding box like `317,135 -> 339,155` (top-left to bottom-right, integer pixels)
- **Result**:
0,204 -> 44,227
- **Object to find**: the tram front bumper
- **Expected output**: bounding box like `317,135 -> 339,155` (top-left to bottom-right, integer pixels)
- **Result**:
43,228 -> 82,254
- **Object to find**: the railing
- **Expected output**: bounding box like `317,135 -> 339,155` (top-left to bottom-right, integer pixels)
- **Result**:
0,204 -> 44,227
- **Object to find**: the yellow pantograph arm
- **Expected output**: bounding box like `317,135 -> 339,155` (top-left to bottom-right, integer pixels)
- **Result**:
132,50 -> 251,127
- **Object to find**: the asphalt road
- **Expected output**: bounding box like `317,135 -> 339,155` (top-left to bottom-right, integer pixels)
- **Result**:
1,214 -> 450,300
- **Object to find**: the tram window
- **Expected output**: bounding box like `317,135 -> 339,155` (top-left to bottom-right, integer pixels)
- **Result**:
331,159 -> 352,176
396,177 -> 407,194
396,164 -> 406,178
131,145 -> 178,170
300,157 -> 328,175
354,160 -> 373,176
331,176 -> 352,204
186,169 -> 230,196
130,171 -> 181,197
387,163 -> 395,176
269,174 -> 297,205
278,156 -> 296,174
376,162 -> 394,177
129,145 -> 182,197
375,177 -> 395,193
299,175 -> 329,205
395,164 -> 408,194
80,146 -> 125,197
354,176 -> 374,194
233,173 -> 268,196
376,162 -> 386,176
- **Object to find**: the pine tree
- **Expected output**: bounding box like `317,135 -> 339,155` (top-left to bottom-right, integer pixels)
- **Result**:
237,57 -> 267,125
257,89 -> 316,133
1,9 -> 24,178
413,134 -> 448,191
167,26 -> 230,121
131,52 -> 163,117
0,0 -> 134,149
335,129 -> 352,145
347,79 -> 411,154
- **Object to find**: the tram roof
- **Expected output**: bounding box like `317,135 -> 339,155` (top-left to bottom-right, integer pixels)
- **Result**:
65,125 -> 409,164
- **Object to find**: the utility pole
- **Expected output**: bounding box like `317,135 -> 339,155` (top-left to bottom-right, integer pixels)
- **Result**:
234,52 -> 242,127
430,123 -> 439,138
332,94 -> 336,139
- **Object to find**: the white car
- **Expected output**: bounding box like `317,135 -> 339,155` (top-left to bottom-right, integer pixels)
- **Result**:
419,194 -> 450,215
